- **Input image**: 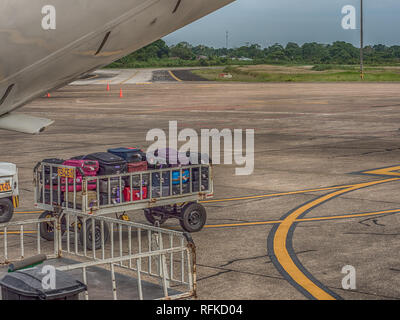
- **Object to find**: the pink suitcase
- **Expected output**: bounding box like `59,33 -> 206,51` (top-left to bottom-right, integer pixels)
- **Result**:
46,182 -> 97,192
63,160 -> 99,177
61,159 -> 99,186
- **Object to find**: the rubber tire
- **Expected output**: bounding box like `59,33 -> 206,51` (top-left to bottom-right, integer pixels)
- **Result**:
180,203 -> 207,233
79,219 -> 110,251
144,209 -> 168,226
0,198 -> 13,223
39,211 -> 66,241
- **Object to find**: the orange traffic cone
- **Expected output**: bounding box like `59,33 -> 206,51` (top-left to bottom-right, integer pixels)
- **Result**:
106,84 -> 110,91
46,93 -> 51,98
119,88 -> 123,98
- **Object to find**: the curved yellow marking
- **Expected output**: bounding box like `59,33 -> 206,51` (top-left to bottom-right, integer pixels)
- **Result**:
204,208 -> 400,229
273,178 -> 399,300
297,209 -> 400,223
120,70 -> 139,84
168,71 -> 183,82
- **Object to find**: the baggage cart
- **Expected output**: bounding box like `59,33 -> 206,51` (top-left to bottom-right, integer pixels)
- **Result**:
33,161 -> 213,248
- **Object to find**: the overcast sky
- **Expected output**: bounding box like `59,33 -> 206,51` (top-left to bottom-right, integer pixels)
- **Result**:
164,0 -> 400,48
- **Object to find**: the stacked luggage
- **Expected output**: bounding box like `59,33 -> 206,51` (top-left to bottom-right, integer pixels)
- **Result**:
40,158 -> 65,205
39,147 -> 210,207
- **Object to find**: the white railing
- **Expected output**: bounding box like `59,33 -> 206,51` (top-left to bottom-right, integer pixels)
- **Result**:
0,214 -> 196,300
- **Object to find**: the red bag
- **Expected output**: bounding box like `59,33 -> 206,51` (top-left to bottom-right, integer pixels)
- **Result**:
123,186 -> 147,202
127,161 -> 148,173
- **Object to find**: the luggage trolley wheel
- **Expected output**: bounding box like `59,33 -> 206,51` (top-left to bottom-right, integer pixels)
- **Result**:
0,198 -> 14,223
144,208 -> 168,226
79,218 -> 110,251
39,211 -> 66,241
179,202 -> 207,233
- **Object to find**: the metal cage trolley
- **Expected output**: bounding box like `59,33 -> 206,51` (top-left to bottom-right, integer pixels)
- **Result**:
33,161 -> 213,249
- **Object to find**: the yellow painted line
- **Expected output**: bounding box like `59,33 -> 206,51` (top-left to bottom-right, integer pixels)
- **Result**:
362,166 -> 400,177
135,82 -> 152,85
15,211 -> 43,214
120,70 -> 139,85
168,70 -> 183,82
201,185 -> 356,204
273,177 -> 399,300
205,220 -> 282,228
0,231 -> 36,235
297,209 -> 400,223
205,208 -> 400,229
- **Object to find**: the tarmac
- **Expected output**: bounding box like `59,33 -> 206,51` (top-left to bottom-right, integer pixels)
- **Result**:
1,68 -> 400,300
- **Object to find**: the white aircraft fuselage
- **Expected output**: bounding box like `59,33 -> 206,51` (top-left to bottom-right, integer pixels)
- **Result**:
0,0 -> 235,133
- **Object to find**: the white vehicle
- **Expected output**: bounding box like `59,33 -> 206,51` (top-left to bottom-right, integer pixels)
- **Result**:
0,163 -> 19,223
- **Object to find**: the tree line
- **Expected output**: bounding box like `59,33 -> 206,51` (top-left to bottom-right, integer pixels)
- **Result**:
108,39 -> 400,68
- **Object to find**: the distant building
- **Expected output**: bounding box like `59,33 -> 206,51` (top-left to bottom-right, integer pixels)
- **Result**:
196,55 -> 208,60
231,57 -> 253,61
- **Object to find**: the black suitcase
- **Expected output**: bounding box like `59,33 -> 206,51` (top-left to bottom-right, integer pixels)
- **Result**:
85,153 -> 127,175
99,192 -> 123,206
40,188 -> 64,206
40,159 -> 64,185
192,167 -> 210,192
124,173 -> 150,188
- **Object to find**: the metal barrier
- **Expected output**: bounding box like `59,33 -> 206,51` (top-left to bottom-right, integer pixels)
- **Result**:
0,217 -> 59,264
0,214 -> 196,300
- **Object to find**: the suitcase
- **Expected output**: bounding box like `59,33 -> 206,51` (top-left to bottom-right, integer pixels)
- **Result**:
123,186 -> 148,202
41,158 -> 64,185
107,148 -> 146,163
63,160 -> 99,177
99,178 -> 125,193
58,182 -> 97,193
40,188 -> 64,206
85,153 -> 127,176
150,148 -> 182,168
151,171 -> 171,187
70,155 -> 86,160
42,158 -> 64,170
68,191 -> 98,209
172,183 -> 191,195
192,167 -> 210,192
127,162 -> 148,173
151,169 -> 189,186
172,169 -> 190,185
49,182 -> 97,193
151,185 -> 187,198
60,160 -> 99,187
99,191 -> 123,206
151,186 -> 171,198
124,173 -> 150,188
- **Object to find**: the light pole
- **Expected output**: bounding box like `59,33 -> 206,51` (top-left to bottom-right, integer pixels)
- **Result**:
360,0 -> 364,80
